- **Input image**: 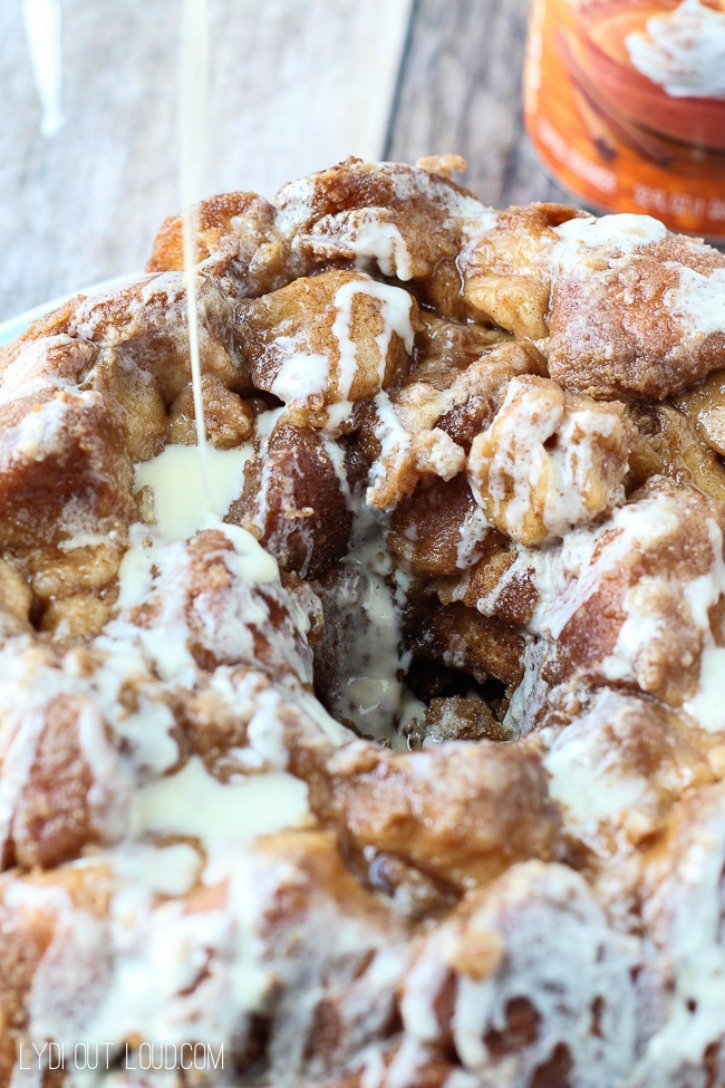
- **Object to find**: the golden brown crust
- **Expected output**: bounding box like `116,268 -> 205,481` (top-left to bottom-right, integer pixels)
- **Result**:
311,740 -> 563,891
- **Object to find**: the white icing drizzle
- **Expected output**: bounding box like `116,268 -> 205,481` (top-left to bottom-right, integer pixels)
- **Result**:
269,350 -> 330,402
346,211 -> 415,281
601,577 -> 674,684
340,529 -> 407,740
552,212 -> 668,266
542,692 -> 655,854
684,646 -> 725,731
331,278 -> 415,400
456,505 -> 491,569
517,492 -> 682,642
21,856 -> 274,1070
0,639 -> 150,862
664,264 -> 725,338
626,0 -> 725,99
134,442 -> 253,540
681,520 -> 725,730
373,390 -> 412,459
313,445 -> 410,743
110,528 -> 197,684
131,756 -> 311,883
328,503 -> 410,742
325,400 -> 357,430
367,391 -> 412,503
287,164 -> 497,288
17,834 -> 407,1088
14,152 -> 725,1087
21,0 -> 64,136
502,638 -> 547,738
0,501 -> 300,860
543,413 -> 618,529
250,407 -> 286,543
179,0 -> 211,485
402,862 -> 640,1088
456,201 -> 500,267
13,393 -> 90,462
108,841 -> 202,897
468,377 -> 625,544
110,518 -> 280,692
490,487 -> 725,740
388,168 -> 497,234
592,514 -> 725,731
633,783 -> 725,1083
3,500 -> 343,1078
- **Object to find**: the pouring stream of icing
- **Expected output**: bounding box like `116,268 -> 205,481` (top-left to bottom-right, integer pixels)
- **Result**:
180,0 -> 211,498
22,0 -> 64,136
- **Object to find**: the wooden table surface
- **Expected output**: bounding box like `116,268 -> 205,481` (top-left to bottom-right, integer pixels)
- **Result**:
0,0 -> 564,323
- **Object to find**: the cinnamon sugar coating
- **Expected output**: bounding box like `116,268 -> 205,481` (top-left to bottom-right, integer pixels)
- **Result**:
1,157 -> 725,1086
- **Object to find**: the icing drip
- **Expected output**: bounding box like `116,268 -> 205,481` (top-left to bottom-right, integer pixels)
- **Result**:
22,0 -> 64,136
552,213 -> 668,267
332,517 -> 410,741
331,278 -> 415,400
179,0 -> 211,487
134,443 -> 253,540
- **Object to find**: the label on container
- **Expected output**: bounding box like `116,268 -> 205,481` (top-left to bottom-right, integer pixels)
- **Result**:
523,0 -> 725,241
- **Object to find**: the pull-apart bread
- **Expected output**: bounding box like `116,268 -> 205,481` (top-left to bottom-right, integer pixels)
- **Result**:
3,156 -> 725,1087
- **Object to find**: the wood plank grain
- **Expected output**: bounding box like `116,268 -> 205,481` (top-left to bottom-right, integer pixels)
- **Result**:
386,0 -> 568,209
0,0 -> 413,322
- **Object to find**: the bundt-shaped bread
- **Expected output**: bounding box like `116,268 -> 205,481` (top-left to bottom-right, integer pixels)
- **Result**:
2,157 -> 725,1087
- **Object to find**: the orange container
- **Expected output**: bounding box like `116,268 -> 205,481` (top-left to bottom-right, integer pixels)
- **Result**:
523,0 -> 725,241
